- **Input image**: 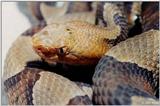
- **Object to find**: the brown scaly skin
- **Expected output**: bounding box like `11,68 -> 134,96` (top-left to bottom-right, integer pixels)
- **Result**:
3,21 -> 93,105
67,95 -> 92,105
92,30 -> 160,105
141,2 -> 159,32
32,3 -> 128,65
3,3 -> 99,104
3,34 -> 93,105
4,67 -> 91,105
93,56 -> 159,105
32,21 -> 120,65
75,82 -> 93,100
106,30 -> 159,84
124,2 -> 142,28
96,2 -> 128,45
4,2 -> 159,105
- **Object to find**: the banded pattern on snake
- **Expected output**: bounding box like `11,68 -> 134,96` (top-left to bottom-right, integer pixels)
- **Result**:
2,2 -> 159,105
93,30 -> 159,105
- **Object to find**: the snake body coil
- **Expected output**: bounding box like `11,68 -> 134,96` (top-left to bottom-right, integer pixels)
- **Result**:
92,30 -> 159,105
4,67 -> 92,105
141,2 -> 159,32
3,2 -> 159,105
96,2 -> 128,45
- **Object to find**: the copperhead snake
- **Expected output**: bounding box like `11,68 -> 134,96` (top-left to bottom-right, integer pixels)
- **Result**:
3,2 -> 159,105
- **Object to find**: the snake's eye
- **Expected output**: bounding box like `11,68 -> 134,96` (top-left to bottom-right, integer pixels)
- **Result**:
57,47 -> 69,56
59,48 -> 64,55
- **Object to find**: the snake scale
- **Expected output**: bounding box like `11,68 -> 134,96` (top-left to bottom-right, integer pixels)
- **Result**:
3,2 -> 159,105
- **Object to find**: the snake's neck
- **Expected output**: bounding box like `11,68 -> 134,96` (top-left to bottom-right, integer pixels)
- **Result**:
93,56 -> 157,105
96,3 -> 128,45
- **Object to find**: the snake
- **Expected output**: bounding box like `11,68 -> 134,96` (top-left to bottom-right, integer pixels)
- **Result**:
21,2 -> 94,25
141,2 -> 159,32
3,2 -> 159,105
92,29 -> 159,105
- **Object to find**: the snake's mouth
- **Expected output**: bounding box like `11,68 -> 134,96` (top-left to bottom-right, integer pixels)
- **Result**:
32,44 -> 61,63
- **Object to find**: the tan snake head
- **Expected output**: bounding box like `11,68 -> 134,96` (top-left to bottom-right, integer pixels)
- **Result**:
32,3 -> 129,65
32,21 -> 119,65
32,23 -> 72,64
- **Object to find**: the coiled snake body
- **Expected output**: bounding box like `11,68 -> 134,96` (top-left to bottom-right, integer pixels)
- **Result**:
93,30 -> 159,105
3,2 -> 159,105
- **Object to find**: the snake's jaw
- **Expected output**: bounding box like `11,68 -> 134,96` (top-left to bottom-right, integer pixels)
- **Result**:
32,35 -> 71,64
32,35 -> 59,62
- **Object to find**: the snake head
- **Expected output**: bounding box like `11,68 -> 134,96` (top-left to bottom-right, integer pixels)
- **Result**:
32,21 -> 108,65
32,23 -> 71,63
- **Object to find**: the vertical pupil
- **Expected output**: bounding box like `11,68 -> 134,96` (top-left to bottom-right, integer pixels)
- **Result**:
59,48 -> 64,54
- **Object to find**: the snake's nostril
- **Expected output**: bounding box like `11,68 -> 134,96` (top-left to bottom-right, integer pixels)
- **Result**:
37,47 -> 42,51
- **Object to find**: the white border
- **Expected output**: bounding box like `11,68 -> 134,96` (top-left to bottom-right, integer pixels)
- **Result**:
1,0 -> 160,2
1,0 -> 160,105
